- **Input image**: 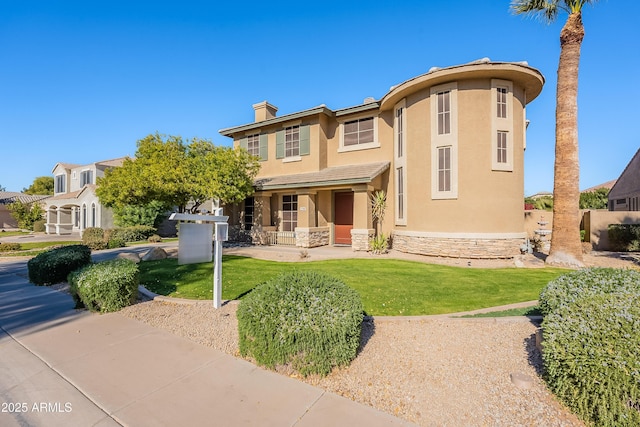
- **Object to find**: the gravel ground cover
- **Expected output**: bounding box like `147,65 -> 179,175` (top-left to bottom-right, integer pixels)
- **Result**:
115,249 -> 637,426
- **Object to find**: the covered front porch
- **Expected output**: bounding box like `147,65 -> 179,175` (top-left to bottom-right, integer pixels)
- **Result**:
229,162 -> 390,251
43,188 -> 113,236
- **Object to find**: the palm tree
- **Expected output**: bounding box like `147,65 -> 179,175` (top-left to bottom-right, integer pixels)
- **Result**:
511,0 -> 598,267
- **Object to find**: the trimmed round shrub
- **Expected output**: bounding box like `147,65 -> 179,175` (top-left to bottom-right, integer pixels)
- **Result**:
542,291 -> 640,426
147,234 -> 162,243
33,219 -> 46,232
68,259 -> 139,313
27,245 -> 92,285
539,268 -> 640,316
237,270 -> 363,377
0,242 -> 22,251
82,227 -> 107,250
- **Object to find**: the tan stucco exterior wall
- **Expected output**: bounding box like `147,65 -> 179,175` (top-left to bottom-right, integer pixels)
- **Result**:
399,79 -> 525,234
223,61 -> 544,257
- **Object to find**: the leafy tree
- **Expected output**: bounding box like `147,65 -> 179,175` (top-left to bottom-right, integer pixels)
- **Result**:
23,176 -> 54,195
511,0 -> 598,267
0,184 -> 6,192
579,188 -> 609,209
97,133 -> 260,213
8,201 -> 44,230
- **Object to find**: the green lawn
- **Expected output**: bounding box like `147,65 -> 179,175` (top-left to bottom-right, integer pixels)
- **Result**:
139,256 -> 568,316
0,231 -> 30,237
0,241 -> 80,257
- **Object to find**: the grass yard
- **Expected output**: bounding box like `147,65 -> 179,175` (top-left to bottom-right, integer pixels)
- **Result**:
139,256 -> 568,316
0,241 -> 80,257
0,231 -> 30,237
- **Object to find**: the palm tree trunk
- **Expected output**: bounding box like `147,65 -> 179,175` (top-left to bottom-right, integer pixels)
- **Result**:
546,11 -> 585,267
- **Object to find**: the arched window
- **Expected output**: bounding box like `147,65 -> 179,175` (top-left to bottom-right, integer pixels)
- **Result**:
82,204 -> 87,230
91,203 -> 96,227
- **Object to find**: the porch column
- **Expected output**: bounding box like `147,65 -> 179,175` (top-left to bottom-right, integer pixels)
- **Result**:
255,192 -> 272,229
296,190 -> 317,228
46,207 -> 58,235
296,190 -> 327,248
351,185 -> 374,251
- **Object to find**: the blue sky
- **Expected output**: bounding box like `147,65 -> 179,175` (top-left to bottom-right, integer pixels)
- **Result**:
1,0 -> 638,196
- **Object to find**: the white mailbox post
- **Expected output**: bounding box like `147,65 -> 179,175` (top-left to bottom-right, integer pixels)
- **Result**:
169,211 -> 229,308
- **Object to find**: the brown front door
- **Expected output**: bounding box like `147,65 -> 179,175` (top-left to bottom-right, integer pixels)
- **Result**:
334,192 -> 354,245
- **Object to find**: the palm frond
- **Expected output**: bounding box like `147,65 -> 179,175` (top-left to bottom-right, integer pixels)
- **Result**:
510,0 -> 560,23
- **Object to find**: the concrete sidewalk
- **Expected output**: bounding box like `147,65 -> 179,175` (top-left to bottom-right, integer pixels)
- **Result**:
0,268 -> 415,427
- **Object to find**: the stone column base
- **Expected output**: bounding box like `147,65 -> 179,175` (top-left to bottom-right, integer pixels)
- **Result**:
351,229 -> 374,252
296,227 -> 330,248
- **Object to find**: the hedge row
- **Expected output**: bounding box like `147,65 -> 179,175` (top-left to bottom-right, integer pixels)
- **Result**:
27,245 -> 92,285
608,224 -> 640,251
82,225 -> 157,250
69,259 -> 139,313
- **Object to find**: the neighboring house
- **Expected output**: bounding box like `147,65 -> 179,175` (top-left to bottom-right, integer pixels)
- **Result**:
608,148 -> 640,211
0,192 -> 51,229
582,179 -> 616,194
527,191 -> 553,200
220,58 -> 545,258
43,158 -> 126,235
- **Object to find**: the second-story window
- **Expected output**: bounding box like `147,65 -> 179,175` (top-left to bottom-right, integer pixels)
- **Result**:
276,124 -> 309,159
497,87 -> 508,118
396,107 -> 404,157
285,126 -> 300,157
437,90 -> 451,135
344,117 -> 374,146
80,170 -> 93,187
55,174 -> 66,193
247,134 -> 260,157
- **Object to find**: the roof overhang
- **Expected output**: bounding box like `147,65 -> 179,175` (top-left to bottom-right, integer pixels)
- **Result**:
379,60 -> 545,111
219,105 -> 335,137
255,162 -> 390,191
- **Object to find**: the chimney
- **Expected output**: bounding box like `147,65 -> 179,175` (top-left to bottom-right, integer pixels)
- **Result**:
252,101 -> 278,122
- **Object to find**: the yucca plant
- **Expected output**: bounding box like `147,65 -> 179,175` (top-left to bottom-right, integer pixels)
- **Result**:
369,190 -> 388,253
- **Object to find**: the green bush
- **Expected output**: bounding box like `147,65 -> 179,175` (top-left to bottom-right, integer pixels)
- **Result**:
68,259 -> 139,313
539,268 -> 640,316
7,200 -> 44,230
542,291 -> 640,426
0,242 -> 22,251
608,224 -> 640,251
107,237 -> 126,249
27,245 -> 92,285
106,225 -> 157,243
237,270 -> 363,377
33,219 -> 46,232
82,227 -> 107,250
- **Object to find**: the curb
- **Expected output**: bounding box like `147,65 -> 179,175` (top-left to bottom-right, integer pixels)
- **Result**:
137,285 -> 238,306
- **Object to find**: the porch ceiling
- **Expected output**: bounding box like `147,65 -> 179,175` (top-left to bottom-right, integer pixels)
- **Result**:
255,161 -> 390,190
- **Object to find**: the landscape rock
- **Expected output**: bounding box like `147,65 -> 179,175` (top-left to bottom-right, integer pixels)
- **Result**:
117,252 -> 141,263
141,247 -> 167,261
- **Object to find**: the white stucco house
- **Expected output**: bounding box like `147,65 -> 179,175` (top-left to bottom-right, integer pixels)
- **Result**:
44,158 -> 126,235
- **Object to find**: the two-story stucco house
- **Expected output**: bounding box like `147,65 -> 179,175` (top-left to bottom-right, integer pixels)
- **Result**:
220,59 -> 544,258
44,158 -> 126,235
